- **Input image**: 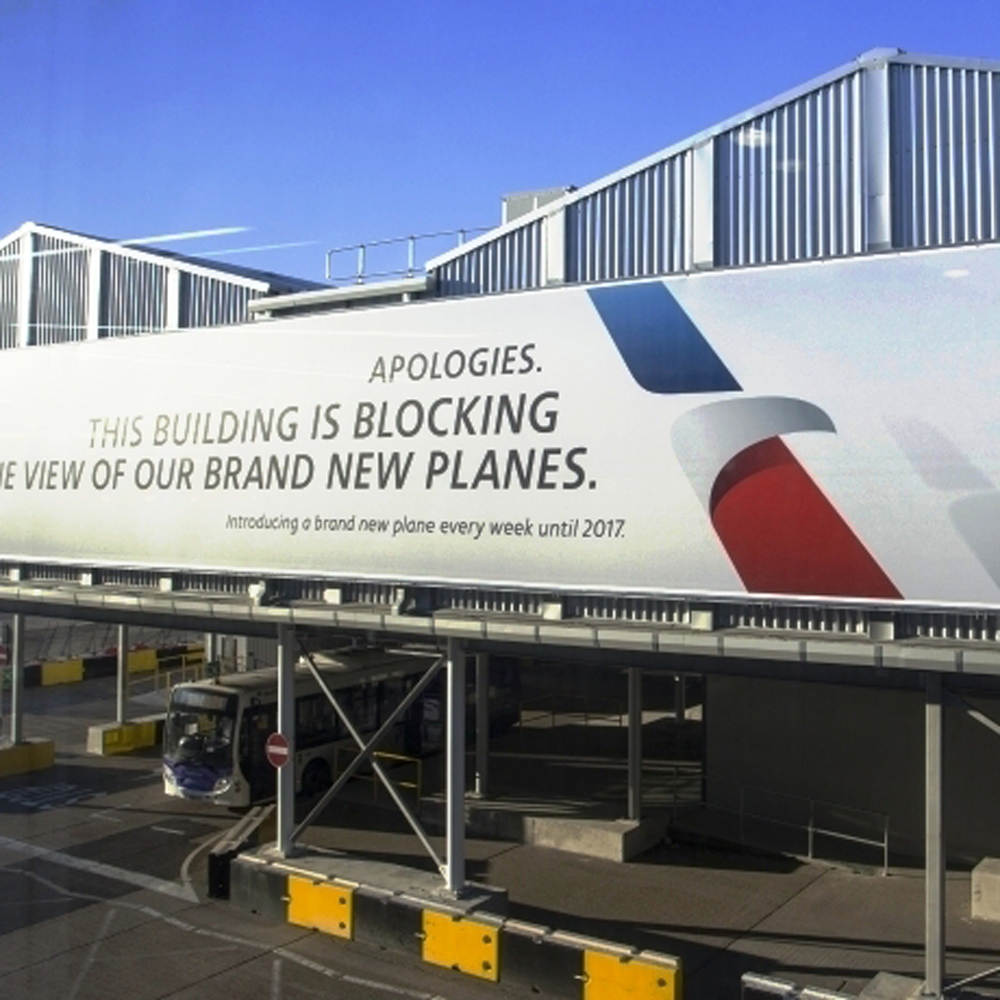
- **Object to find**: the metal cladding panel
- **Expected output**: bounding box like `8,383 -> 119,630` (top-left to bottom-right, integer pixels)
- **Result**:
33,234 -> 88,345
181,273 -> 256,327
565,152 -> 689,282
0,243 -> 17,350
435,219 -> 542,296
103,253 -> 168,336
890,62 -> 1000,248
714,72 -> 864,267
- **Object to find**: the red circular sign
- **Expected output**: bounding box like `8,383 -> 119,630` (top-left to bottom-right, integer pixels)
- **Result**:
265,732 -> 290,768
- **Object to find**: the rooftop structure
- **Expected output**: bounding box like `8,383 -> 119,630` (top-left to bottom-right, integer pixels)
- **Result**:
0,221 -> 325,348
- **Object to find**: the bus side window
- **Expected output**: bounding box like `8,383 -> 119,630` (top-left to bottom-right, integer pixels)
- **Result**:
297,693 -> 337,749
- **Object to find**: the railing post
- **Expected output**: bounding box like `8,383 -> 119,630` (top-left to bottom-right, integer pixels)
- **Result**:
276,624 -> 296,857
116,624 -> 129,724
445,637 -> 466,895
924,672 -> 945,998
10,614 -> 24,744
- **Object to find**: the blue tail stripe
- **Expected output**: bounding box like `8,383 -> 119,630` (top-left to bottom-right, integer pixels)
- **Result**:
588,282 -> 741,394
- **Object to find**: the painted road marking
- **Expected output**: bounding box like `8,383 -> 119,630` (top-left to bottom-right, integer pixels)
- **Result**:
0,833 -> 198,902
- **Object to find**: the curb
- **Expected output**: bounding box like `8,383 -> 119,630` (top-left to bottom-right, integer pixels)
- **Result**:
231,853 -> 681,998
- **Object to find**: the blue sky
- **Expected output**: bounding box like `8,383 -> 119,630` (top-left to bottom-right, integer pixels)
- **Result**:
2,0 -> 998,282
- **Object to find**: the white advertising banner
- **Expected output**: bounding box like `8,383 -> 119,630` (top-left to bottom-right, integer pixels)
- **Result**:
2,243 -> 999,607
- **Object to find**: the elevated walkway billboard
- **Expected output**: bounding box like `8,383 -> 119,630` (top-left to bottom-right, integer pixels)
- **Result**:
1,242 -> 998,609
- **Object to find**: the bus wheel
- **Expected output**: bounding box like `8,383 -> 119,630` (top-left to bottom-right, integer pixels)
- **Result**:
301,759 -> 331,797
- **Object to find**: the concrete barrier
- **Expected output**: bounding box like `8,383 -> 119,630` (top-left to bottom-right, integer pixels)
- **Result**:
0,738 -> 55,777
972,857 -> 1000,921
231,851 -> 682,998
41,658 -> 84,686
86,714 -> 164,755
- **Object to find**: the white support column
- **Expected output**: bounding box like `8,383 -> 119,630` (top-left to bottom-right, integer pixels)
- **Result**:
691,140 -> 715,270
445,637 -> 466,895
116,624 -> 129,725
474,652 -> 489,798
166,267 -> 181,329
863,61 -> 893,252
10,614 -> 23,744
204,632 -> 217,670
276,625 -> 296,857
86,248 -> 103,340
627,668 -> 643,821
542,208 -> 566,285
16,231 -> 34,348
924,672 -> 945,998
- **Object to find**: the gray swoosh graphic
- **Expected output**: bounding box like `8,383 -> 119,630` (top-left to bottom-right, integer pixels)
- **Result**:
671,396 -> 836,510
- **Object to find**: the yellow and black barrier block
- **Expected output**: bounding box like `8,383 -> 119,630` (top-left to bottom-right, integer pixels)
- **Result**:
85,714 -> 164,756
228,852 -> 683,998
287,875 -> 354,939
352,883 -> 425,957
0,738 -> 55,778
41,658 -> 84,686
421,908 -> 502,982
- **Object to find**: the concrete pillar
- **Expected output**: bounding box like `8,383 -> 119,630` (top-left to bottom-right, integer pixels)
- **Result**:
116,624 -> 129,724
924,672 -> 945,998
10,614 -> 23,744
474,652 -> 489,798
276,625 -> 295,857
445,638 -> 466,895
628,668 -> 642,821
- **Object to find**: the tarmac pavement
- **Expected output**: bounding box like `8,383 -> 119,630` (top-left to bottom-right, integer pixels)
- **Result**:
2,669 -> 999,998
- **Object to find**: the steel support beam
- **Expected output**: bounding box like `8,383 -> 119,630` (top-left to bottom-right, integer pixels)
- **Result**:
116,624 -> 129,724
290,652 -> 444,844
474,652 -> 489,798
446,637 -> 466,895
628,667 -> 642,821
297,642 -> 445,874
276,624 -> 296,857
674,673 -> 687,721
924,672 -> 945,998
10,614 -> 23,744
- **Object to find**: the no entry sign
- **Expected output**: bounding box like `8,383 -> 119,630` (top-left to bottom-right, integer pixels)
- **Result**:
265,732 -> 290,768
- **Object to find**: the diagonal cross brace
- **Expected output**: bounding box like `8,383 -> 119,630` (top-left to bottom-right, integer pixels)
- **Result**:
294,642 -> 446,876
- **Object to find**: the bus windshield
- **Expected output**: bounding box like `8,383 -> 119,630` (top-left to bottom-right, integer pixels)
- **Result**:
165,687 -> 237,768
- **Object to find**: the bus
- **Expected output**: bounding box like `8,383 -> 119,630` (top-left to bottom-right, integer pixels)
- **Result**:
162,646 -> 518,808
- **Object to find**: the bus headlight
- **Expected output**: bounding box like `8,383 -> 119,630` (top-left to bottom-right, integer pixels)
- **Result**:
163,764 -> 177,790
213,776 -> 233,795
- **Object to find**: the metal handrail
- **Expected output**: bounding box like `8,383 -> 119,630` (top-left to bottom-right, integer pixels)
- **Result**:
324,226 -> 491,283
737,784 -> 890,875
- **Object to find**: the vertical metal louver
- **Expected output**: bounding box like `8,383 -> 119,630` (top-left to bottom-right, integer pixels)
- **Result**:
714,72 -> 864,267
565,153 -> 689,282
0,243 -> 18,350
32,234 -> 89,345
181,274 -> 256,327
103,255 -> 168,336
890,63 -> 1000,247
434,219 -> 542,296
